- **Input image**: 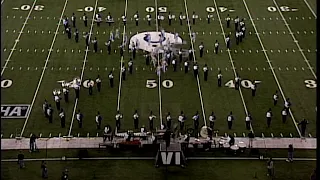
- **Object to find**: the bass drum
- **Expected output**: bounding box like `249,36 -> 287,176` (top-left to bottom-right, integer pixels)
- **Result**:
200,126 -> 208,138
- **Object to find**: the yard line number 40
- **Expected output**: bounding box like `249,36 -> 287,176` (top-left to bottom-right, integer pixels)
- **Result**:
225,79 -> 260,89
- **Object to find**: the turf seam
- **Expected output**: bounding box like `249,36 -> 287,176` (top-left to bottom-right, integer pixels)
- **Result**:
302,0 -> 317,18
19,0 -> 69,137
272,0 -> 316,79
154,0 -> 163,126
68,0 -> 99,137
116,0 -> 128,113
242,0 -> 302,137
183,0 -> 207,127
1,0 -> 38,76
212,0 -> 253,133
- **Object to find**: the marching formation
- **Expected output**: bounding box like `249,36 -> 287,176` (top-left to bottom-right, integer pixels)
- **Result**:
40,10 -> 309,137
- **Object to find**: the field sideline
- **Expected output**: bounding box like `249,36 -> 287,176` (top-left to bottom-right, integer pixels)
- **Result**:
1,0 -> 316,139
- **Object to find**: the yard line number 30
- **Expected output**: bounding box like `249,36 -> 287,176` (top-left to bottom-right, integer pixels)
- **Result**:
20,5 -> 44,11
304,80 -> 316,88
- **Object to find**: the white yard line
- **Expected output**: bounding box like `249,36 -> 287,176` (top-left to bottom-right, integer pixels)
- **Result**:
1,156 -> 317,162
20,0 -> 69,137
154,0 -> 163,126
272,0 -> 316,79
183,0 -> 206,126
116,0 -> 128,112
0,157 -> 316,162
242,0 -> 302,137
303,0 -> 317,18
67,0 -> 98,137
212,0 -> 253,133
1,0 -> 4,5
1,0 -> 38,76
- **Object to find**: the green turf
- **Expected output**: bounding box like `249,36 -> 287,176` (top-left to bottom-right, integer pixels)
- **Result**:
1,148 -> 316,160
1,0 -> 316,139
1,159 -> 316,180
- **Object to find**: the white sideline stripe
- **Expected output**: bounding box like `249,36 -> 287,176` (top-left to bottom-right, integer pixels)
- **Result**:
242,0 -> 302,137
0,157 -> 316,162
183,0 -> 206,126
155,0 -> 163,126
1,0 -> 37,76
20,0 -> 69,137
273,0 -> 316,79
116,0 -> 128,112
212,0 -> 253,132
303,0 -> 317,18
68,0 -> 98,137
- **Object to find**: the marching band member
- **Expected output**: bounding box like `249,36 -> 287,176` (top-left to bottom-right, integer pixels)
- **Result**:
96,111 -> 102,130
178,111 -> 185,130
76,110 -> 83,128
149,111 -> 156,130
96,75 -> 101,92
134,11 -> 139,26
59,109 -> 65,128
133,110 -> 139,129
115,111 -> 123,130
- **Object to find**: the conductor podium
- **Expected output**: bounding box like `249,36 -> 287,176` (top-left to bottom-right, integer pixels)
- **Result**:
155,142 -> 186,167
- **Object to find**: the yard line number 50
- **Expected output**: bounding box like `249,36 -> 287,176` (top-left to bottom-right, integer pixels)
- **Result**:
146,79 -> 173,89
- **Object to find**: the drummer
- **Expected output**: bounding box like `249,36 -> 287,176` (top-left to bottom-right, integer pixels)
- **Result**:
229,135 -> 235,146
207,127 -> 213,140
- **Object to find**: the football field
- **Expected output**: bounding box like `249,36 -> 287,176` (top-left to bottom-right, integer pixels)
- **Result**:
1,0 -> 316,139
